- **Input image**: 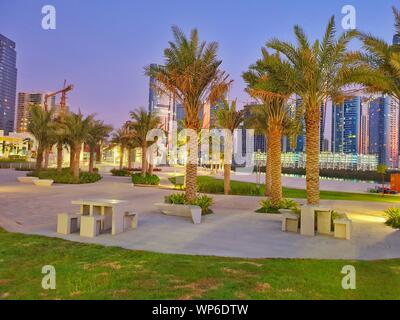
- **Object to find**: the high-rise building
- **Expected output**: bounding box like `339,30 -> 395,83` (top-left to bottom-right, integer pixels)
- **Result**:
359,100 -> 370,154
369,95 -> 399,167
148,64 -> 175,133
0,34 -> 17,134
331,97 -> 361,154
16,93 -> 56,133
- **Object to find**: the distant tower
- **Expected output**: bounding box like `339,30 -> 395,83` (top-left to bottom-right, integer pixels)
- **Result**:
16,93 -> 56,133
331,97 -> 361,154
0,34 -> 17,134
369,96 -> 399,167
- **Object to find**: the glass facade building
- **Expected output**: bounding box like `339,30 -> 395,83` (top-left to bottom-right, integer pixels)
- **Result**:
0,34 -> 17,134
331,97 -> 361,154
369,96 -> 399,167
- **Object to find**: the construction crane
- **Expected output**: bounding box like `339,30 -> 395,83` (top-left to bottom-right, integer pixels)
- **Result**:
44,80 -> 74,113
43,80 -> 74,170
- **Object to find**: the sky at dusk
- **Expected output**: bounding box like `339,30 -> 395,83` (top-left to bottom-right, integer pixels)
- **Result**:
0,0 -> 399,128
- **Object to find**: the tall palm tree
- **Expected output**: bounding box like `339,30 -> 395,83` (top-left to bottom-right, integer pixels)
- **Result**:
264,17 -> 358,205
27,105 -> 56,170
111,125 -> 132,170
243,50 -> 295,204
87,120 -> 113,173
129,109 -> 161,175
147,26 -> 231,201
244,105 -> 272,197
215,99 -> 244,195
64,112 -> 94,179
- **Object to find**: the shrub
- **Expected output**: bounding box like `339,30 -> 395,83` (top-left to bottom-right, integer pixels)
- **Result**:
190,194 -> 214,215
256,198 -> 300,214
165,193 -> 213,215
132,173 -> 160,185
111,169 -> 129,176
384,208 -> 400,229
27,168 -> 102,184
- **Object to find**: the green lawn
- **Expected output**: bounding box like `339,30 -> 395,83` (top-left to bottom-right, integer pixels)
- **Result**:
169,176 -> 400,204
0,228 -> 399,300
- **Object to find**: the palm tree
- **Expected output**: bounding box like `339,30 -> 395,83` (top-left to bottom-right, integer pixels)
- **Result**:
264,17 -> 358,205
350,7 -> 400,105
244,105 -> 272,196
243,50 -> 294,205
111,125 -> 132,170
129,109 -> 161,175
64,112 -> 94,179
27,105 -> 56,170
87,120 -> 113,173
147,26 -> 231,201
215,99 -> 244,195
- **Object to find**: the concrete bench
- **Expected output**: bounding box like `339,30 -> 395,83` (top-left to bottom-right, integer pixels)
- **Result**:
123,211 -> 138,231
281,212 -> 299,233
17,176 -> 39,184
155,203 -> 202,224
34,179 -> 54,187
316,209 -> 332,235
57,213 -> 80,235
80,215 -> 105,238
334,213 -> 352,240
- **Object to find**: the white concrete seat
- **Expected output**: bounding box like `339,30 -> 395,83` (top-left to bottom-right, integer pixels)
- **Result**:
154,203 -> 202,224
334,213 -> 352,240
281,212 -> 299,233
316,209 -> 332,235
57,213 -> 80,235
123,211 -> 138,231
34,179 -> 54,187
17,176 -> 39,183
80,215 -> 105,238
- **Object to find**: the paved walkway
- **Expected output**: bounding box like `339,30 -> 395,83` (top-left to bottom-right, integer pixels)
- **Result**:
0,169 -> 399,260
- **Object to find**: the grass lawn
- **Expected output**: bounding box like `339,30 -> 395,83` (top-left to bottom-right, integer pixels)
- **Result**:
0,228 -> 399,300
169,176 -> 400,204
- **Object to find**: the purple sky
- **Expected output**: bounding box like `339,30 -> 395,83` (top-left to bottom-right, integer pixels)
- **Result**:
0,0 -> 398,128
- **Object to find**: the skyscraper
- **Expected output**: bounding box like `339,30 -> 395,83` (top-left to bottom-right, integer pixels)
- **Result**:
0,34 -> 17,134
16,93 -> 56,133
331,97 -> 361,154
369,95 -> 399,167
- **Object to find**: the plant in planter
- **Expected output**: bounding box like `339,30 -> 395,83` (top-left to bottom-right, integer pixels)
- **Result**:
165,193 -> 213,215
110,168 -> 129,176
384,208 -> 400,229
132,173 -> 160,185
256,198 -> 299,214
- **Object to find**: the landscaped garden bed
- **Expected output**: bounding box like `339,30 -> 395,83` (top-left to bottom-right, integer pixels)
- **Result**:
132,173 -> 160,186
169,176 -> 400,204
28,168 -> 102,184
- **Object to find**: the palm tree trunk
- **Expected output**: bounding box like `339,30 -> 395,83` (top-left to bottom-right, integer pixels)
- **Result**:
56,143 -> 63,173
119,146 -> 124,170
185,135 -> 198,202
127,147 -> 132,170
97,142 -> 102,164
36,145 -> 44,170
265,138 -> 272,197
69,146 -> 75,169
44,148 -> 50,169
269,128 -> 283,205
223,164 -> 231,195
73,144 -> 81,179
141,145 -> 148,176
88,148 -> 95,173
305,108 -> 320,205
